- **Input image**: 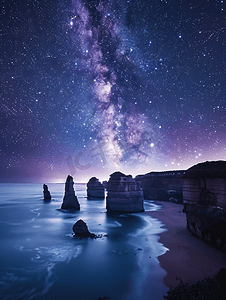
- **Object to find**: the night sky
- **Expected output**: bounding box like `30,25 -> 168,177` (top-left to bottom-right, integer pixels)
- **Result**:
1,0 -> 226,183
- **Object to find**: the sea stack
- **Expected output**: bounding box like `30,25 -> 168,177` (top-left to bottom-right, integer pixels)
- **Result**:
106,171 -> 144,213
43,184 -> 51,200
72,219 -> 95,238
61,175 -> 80,210
87,177 -> 105,199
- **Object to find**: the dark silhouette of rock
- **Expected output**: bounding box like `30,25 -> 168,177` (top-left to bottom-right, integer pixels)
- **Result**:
183,160 -> 226,178
61,175 -> 80,210
216,268 -> 226,293
87,177 -> 105,199
43,184 -> 51,200
72,219 -> 95,238
106,171 -> 144,213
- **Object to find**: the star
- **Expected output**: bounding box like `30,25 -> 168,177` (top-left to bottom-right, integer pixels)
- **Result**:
0,0 -> 225,182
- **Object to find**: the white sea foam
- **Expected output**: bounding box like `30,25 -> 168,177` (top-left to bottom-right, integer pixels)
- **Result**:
107,220 -> 122,227
34,244 -> 83,263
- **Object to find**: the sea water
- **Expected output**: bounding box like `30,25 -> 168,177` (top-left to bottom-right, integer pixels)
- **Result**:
0,183 -> 168,300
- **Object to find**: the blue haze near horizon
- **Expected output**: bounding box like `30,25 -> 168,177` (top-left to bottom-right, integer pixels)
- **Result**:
0,183 -> 168,300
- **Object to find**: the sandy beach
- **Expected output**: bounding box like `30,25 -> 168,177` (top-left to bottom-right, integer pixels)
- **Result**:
147,201 -> 226,288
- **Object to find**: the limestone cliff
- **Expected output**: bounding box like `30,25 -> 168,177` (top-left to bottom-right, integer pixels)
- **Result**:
136,170 -> 184,203
183,161 -> 226,253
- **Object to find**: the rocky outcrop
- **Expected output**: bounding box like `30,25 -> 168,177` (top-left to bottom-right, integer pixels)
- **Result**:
61,175 -> 80,210
72,219 -> 95,238
136,170 -> 185,203
106,171 -> 144,213
43,184 -> 51,200
183,161 -> 226,253
87,177 -> 105,199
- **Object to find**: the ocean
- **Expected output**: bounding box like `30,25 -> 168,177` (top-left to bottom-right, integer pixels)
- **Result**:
0,183 -> 168,300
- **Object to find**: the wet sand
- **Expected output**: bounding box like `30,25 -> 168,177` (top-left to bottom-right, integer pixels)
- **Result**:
147,201 -> 226,288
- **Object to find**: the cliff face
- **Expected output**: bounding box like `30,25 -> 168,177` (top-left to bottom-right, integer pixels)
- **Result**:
136,171 -> 185,203
87,177 -> 105,199
183,161 -> 226,253
61,175 -> 80,210
106,171 -> 144,213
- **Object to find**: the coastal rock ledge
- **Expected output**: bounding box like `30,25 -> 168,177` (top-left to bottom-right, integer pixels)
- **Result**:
61,175 -> 80,210
87,177 -> 105,199
106,171 -> 144,213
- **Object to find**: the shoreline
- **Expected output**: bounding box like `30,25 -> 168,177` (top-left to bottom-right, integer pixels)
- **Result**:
146,201 -> 226,288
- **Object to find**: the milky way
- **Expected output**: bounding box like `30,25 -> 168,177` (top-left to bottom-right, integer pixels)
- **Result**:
1,0 -> 226,182
68,0 -> 163,168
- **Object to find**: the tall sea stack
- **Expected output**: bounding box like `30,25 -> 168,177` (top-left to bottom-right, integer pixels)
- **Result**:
61,175 -> 80,210
87,177 -> 105,199
106,171 -> 144,213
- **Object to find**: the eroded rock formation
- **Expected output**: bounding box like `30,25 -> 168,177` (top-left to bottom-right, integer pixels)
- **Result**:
106,171 -> 144,213
87,177 -> 105,199
72,219 -> 95,237
183,161 -> 226,253
136,170 -> 185,203
43,184 -> 51,200
61,175 -> 80,210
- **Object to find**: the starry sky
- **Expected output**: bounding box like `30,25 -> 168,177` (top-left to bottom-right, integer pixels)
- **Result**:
1,0 -> 226,183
